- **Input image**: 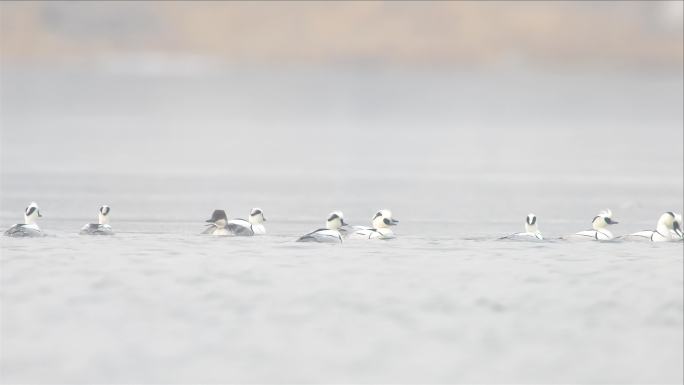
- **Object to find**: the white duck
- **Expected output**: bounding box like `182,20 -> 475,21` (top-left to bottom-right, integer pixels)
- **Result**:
500,213 -> 543,241
623,212 -> 683,242
227,208 -> 267,236
80,205 -> 114,235
348,209 -> 399,239
297,211 -> 346,243
571,209 -> 619,241
4,202 -> 45,237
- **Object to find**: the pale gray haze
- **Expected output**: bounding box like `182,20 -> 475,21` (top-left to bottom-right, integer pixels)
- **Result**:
1,2 -> 682,384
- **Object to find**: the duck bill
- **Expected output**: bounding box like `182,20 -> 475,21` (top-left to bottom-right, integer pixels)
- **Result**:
205,219 -> 214,223
37,211 -> 43,217
390,219 -> 399,226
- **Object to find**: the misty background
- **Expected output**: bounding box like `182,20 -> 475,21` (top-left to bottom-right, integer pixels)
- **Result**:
1,1 -> 682,226
2,3 -> 684,384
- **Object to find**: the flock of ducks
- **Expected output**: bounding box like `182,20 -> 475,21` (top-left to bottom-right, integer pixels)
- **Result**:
501,209 -> 682,242
201,208 -> 267,236
3,202 -> 683,243
297,209 -> 400,243
201,208 -> 400,243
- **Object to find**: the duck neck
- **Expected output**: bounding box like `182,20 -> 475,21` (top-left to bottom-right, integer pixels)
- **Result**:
327,218 -> 341,230
592,219 -> 607,231
377,227 -> 394,236
656,222 -> 671,239
372,217 -> 387,230
24,215 -> 36,225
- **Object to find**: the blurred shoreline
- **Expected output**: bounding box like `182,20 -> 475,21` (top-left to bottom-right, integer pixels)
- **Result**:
2,2 -> 682,71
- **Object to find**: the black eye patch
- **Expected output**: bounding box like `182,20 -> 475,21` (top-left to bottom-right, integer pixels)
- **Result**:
252,210 -> 262,215
530,216 -> 536,225
101,206 -> 110,215
383,218 -> 390,225
26,207 -> 36,216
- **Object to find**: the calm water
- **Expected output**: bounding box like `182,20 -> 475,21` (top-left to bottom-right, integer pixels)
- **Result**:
1,67 -> 683,383
1,172 -> 682,384
1,224 -> 683,384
